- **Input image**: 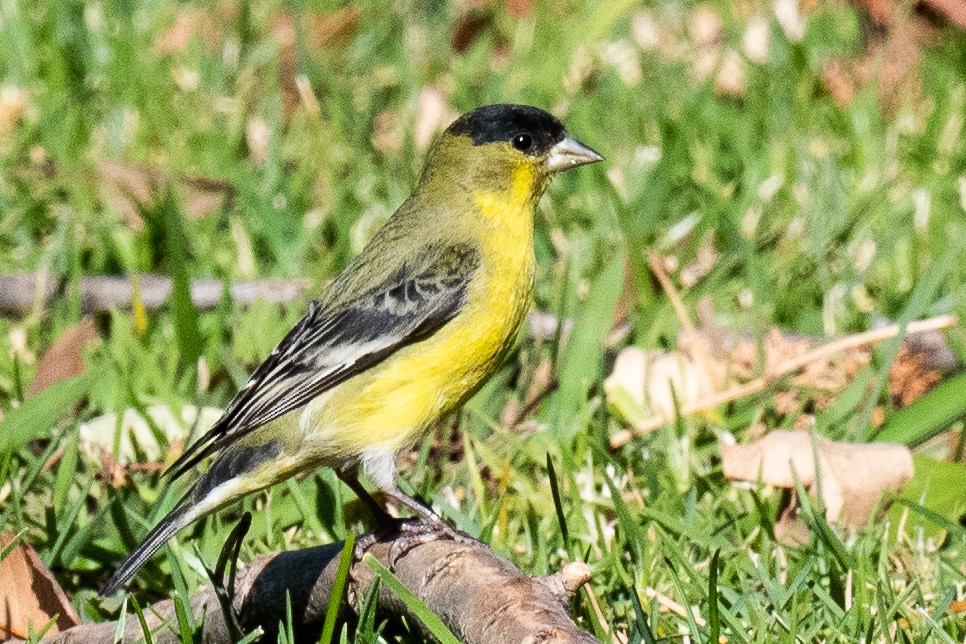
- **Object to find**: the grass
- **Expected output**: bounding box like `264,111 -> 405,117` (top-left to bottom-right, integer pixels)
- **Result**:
1,0 -> 965,641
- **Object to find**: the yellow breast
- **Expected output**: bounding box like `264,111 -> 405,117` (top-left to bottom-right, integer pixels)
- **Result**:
310,165 -> 538,456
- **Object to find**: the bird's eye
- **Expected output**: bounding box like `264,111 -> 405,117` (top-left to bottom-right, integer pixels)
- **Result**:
511,133 -> 533,152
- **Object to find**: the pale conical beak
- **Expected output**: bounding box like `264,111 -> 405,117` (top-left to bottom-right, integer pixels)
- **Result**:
546,136 -> 604,173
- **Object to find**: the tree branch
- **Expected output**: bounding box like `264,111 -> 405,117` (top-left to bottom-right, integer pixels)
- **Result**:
0,272 -> 311,315
45,533 -> 597,644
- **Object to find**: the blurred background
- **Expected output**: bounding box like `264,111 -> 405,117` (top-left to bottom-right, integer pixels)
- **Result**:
1,0 -> 965,640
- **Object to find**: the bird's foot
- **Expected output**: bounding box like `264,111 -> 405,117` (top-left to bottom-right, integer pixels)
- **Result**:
388,518 -> 477,566
351,517 -> 439,561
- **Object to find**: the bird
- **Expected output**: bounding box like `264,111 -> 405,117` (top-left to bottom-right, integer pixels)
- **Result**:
102,103 -> 602,595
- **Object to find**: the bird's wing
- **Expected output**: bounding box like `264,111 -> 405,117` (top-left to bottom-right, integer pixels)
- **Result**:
166,242 -> 480,481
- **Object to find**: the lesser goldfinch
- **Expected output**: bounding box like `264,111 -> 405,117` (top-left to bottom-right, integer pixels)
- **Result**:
103,104 -> 601,594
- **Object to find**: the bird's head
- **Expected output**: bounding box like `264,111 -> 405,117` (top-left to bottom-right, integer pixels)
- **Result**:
420,104 -> 602,204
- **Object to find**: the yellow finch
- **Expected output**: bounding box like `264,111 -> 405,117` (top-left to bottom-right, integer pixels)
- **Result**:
103,104 -> 601,594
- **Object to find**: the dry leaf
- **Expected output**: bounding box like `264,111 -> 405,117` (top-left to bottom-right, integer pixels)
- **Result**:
78,405 -> 222,465
924,0 -> 966,29
822,8 -> 940,111
506,0 -> 533,18
151,9 -> 223,56
305,6 -> 362,50
689,5 -> 723,46
98,160 -> 233,230
246,117 -> 272,163
372,109 -> 403,153
414,87 -> 451,149
152,12 -> 196,55
605,347 -> 716,424
0,533 -> 80,639
0,86 -> 29,137
451,10 -> 496,54
720,430 -> 914,527
25,318 -> 99,398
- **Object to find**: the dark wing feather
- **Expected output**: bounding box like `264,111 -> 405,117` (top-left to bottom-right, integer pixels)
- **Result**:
166,243 -> 479,480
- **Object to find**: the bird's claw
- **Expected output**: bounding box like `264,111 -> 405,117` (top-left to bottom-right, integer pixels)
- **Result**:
352,517 -> 476,566
387,519 -> 476,566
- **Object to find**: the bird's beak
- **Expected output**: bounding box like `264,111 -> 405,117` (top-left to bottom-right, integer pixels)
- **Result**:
546,136 -> 604,173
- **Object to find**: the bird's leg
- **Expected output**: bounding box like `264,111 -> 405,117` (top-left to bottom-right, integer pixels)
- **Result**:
381,486 -> 443,524
379,483 -> 478,565
337,469 -> 395,526
336,467 -> 407,559
357,451 -> 476,562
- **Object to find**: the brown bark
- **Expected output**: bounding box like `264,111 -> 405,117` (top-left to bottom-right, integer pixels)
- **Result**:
44,534 -> 597,644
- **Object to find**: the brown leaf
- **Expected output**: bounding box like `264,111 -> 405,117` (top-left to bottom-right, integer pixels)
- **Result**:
414,87 -> 452,149
506,0 -> 533,19
604,347 -> 716,424
720,431 -> 914,528
0,86 -> 29,136
889,343 -> 942,406
305,6 -> 362,50
822,11 -> 938,112
98,160 -> 233,230
451,10 -> 495,53
272,13 -> 299,121
0,533 -> 80,639
25,318 -> 99,398
152,12 -> 196,55
923,0 -> 966,30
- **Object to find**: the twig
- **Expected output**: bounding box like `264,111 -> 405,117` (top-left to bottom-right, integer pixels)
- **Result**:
610,314 -> 958,448
45,532 -> 598,644
0,272 -> 311,315
648,253 -> 721,393
642,587 -> 706,627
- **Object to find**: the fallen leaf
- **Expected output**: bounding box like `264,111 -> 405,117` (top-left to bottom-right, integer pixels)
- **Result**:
451,10 -> 497,53
25,318 -> 99,398
271,13 -> 300,120
0,533 -> 80,639
506,0 -> 532,18
151,9 -> 223,56
152,11 -> 196,55
889,343 -> 943,406
720,430 -> 914,528
305,6 -> 362,50
414,87 -> 452,149
0,86 -> 29,137
98,160 -> 233,230
923,0 -> 966,29
246,117 -> 272,163
689,5 -> 722,46
605,347 -> 716,426
78,404 -> 222,465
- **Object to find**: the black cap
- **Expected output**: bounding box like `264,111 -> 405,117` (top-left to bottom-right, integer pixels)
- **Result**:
446,104 -> 566,156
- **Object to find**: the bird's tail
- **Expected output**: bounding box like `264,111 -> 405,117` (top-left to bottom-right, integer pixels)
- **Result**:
101,493 -> 196,596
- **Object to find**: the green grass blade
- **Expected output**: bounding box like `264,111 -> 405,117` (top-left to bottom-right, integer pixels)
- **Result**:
113,597 -> 128,644
52,431 -> 79,510
0,529 -> 26,563
874,372 -> 966,445
553,253 -> 624,441
707,549 -> 721,643
320,532 -> 355,644
546,453 -> 571,554
130,594 -> 154,644
0,371 -> 93,457
157,189 -> 203,371
172,592 -> 195,644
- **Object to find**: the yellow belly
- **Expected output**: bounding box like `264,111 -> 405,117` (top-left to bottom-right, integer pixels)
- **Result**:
308,254 -> 532,456
304,178 -> 537,458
